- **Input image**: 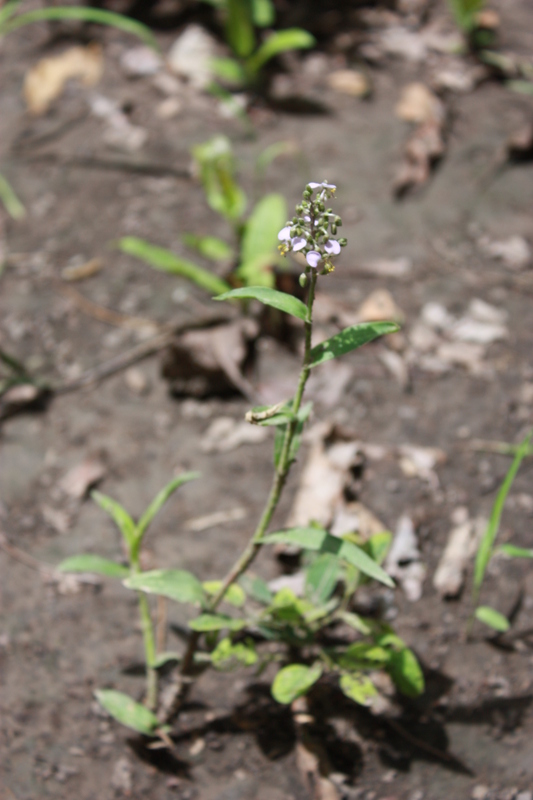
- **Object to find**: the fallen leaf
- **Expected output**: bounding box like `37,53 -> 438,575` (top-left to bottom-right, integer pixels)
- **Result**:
58,457 -> 106,499
42,505 -> 71,535
398,444 -> 446,486
395,82 -> 444,123
330,501 -> 387,540
357,257 -> 413,279
478,234 -> 531,270
61,257 -> 103,282
200,417 -> 267,453
379,349 -> 410,389
393,118 -> 446,197
327,69 -> 371,97
167,24 -> 217,89
124,368 -> 150,395
24,44 -> 103,115
385,515 -> 426,601
357,289 -> 405,323
506,122 -> 533,162
433,513 -> 484,598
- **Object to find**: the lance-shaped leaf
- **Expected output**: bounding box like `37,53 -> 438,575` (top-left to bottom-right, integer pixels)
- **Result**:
183,233 -> 233,262
124,569 -> 206,605
95,689 -> 160,735
261,528 -> 394,587
215,286 -> 308,321
339,673 -> 378,706
118,237 -> 230,296
237,193 -> 287,286
248,29 -> 316,74
226,0 -> 255,58
499,544 -> 533,559
136,472 -> 199,540
0,173 -> 25,219
92,491 -> 136,549
475,605 -> 510,632
239,573 -> 273,605
310,321 -> 399,368
271,663 -> 322,704
305,553 -> 339,605
189,613 -> 246,632
58,554 -> 128,579
387,648 -> 425,697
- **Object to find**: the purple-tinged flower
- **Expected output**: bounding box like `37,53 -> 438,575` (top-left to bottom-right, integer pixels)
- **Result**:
291,236 -> 307,252
306,251 -> 322,268
303,214 -> 311,222
278,226 -> 291,241
308,181 -> 337,191
324,239 -> 341,255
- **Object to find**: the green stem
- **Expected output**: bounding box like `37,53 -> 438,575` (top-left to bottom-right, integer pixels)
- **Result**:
131,550 -> 158,711
179,271 -> 318,679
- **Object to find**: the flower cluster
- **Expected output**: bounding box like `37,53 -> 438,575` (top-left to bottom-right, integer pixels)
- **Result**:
278,181 -> 347,276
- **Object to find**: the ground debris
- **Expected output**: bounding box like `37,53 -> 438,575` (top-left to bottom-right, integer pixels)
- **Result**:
58,456 -> 106,499
167,25 -> 217,90
385,515 -> 426,601
393,118 -> 446,197
398,444 -> 446,486
200,417 -> 268,453
327,69 -> 371,97
433,510 -> 485,598
24,44 -> 103,115
110,756 -> 133,795
395,82 -> 444,124
478,235 -> 531,271
356,289 -> 405,323
120,46 -> 162,78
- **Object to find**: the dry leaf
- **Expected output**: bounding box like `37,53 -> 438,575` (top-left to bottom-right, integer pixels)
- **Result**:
327,69 -> 371,97
61,257 -> 103,282
200,417 -> 267,453
356,289 -> 405,323
24,44 -> 103,115
393,118 -> 445,197
395,82 -> 444,123
385,515 -> 426,601
433,512 -> 484,598
58,457 -> 106,499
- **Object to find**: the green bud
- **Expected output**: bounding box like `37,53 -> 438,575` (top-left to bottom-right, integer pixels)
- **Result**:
331,225 -> 337,235
335,217 -> 342,227
318,202 -> 325,212
339,238 -> 347,246
299,272 -> 307,288
292,216 -> 298,224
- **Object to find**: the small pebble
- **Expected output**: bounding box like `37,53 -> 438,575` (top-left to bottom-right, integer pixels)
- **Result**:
472,786 -> 490,800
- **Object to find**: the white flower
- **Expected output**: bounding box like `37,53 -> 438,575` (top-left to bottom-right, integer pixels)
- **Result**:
291,236 -> 307,252
278,226 -> 291,241
308,181 -> 337,190
306,251 -> 322,268
324,239 -> 341,255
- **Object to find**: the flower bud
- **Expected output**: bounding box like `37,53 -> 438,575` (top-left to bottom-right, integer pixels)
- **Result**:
331,225 -> 337,235
299,272 -> 308,288
339,238 -> 347,246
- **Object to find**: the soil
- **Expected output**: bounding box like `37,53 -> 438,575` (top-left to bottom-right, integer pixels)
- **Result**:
2,2 -> 533,799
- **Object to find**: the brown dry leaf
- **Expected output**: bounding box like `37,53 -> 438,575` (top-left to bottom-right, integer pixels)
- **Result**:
200,417 -> 267,453
58,456 -> 106,499
327,69 -> 371,97
433,512 -> 485,598
393,118 -> 445,197
24,44 -> 103,115
61,257 -> 103,282
395,82 -> 444,123
330,501 -> 387,540
356,289 -> 405,323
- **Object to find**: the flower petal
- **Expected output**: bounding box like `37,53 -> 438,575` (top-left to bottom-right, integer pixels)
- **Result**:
306,251 -> 322,268
308,182 -> 322,189
278,226 -> 291,241
291,236 -> 307,252
322,182 -> 336,190
325,239 -> 341,255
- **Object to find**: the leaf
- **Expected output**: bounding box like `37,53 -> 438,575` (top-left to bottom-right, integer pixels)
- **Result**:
338,611 -> 372,635
124,570 -> 206,605
239,573 -> 273,604
58,554 -> 128,578
137,472 -> 199,540
226,0 -> 255,58
152,651 -> 181,668
251,0 -> 275,27
474,431 -> 532,591
305,553 -> 339,605
336,643 -> 390,671
192,136 -> 247,222
0,1 -> 23,29
215,286 -> 308,321
209,57 -> 246,86
203,581 -> 246,607
255,140 -> 296,177
499,544 -> 533,559
339,673 -> 378,706
364,532 -> 392,566
261,528 -> 394,587
271,663 -> 322,704
189,613 -> 245,632
309,322 -> 400,368
238,193 -> 287,285
387,648 -> 425,697
475,605 -> 510,632
211,636 -> 257,668
0,172 -> 25,219
92,491 -> 137,549
448,0 -> 485,31
183,233 -> 233,262
95,689 -> 159,735
248,28 -> 316,74
118,237 -> 230,296
2,7 -> 159,49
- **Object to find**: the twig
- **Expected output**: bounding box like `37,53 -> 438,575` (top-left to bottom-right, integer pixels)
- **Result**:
21,152 -> 191,179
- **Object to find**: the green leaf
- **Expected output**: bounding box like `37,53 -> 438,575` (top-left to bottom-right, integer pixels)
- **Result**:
215,286 -> 308,321
255,140 -> 296,177
272,663 -> 322,704
0,172 -> 25,219
248,28 -> 316,74
339,673 -> 378,706
209,57 -> 246,86
1,7 -> 159,49
203,581 -> 246,607
183,233 -> 233,262
499,544 -> 533,559
92,491 -> 137,549
261,528 -> 394,587
192,136 -> 247,222
95,689 -> 160,735
336,643 -> 390,671
118,237 -> 230,296
387,648 -> 425,697
364,532 -> 392,565
58,554 -> 128,579
305,553 -> 339,605
226,0 -> 255,58
124,570 -> 206,605
189,613 -> 245,632
153,651 -> 181,668
238,193 -> 287,286
239,573 -> 273,604
448,0 -> 485,31
211,636 -> 258,668
338,611 -> 372,635
474,431 -> 532,591
507,80 -> 533,96
0,1 -> 23,29
310,322 -> 400,368
251,0 -> 275,26
137,472 -> 199,540
475,605 -> 510,632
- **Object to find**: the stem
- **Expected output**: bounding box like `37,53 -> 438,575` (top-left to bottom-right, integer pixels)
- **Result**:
179,272 -> 318,679
130,549 -> 158,711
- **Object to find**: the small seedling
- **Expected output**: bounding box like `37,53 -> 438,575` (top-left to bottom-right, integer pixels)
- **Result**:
61,183 -> 424,737
469,430 -> 532,635
118,135 -> 289,293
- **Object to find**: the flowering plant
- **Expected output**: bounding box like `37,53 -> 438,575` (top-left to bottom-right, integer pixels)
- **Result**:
58,184 -> 423,743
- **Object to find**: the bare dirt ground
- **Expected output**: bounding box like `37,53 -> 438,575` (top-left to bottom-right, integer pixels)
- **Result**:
2,2 -> 533,799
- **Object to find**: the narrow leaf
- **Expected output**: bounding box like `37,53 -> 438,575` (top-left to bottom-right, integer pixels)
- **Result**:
189,613 -> 245,632
192,136 -> 247,221
475,605 -> 510,632
305,553 -> 339,605
239,573 -> 273,604
182,233 -> 233,261
203,581 -> 246,607
387,648 -> 425,697
0,173 -> 25,219
248,28 -> 315,74
251,0 -> 275,27
339,673 -> 378,706
310,322 -> 400,368
118,237 -> 230,296
124,570 -> 205,605
271,663 -> 322,704
215,286 -> 308,321
226,0 -> 255,58
58,554 -> 128,578
209,57 -> 246,86
92,491 -> 136,548
474,431 -> 532,591
95,689 -> 159,735
137,472 -> 199,539
499,544 -> 533,559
